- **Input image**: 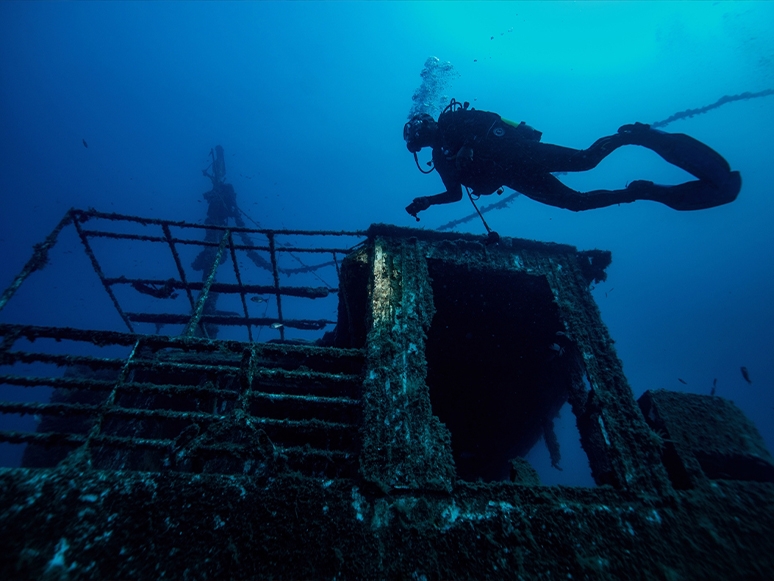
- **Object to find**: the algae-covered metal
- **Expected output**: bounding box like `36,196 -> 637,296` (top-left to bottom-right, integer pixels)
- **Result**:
1,219 -> 773,579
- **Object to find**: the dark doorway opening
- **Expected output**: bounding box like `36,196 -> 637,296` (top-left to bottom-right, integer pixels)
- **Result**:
426,261 -> 575,482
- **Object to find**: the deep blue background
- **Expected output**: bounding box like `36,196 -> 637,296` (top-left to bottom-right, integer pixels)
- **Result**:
1,2 -> 772,485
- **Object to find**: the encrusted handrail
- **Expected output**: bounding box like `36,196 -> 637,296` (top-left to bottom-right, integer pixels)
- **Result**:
0,208 -> 367,342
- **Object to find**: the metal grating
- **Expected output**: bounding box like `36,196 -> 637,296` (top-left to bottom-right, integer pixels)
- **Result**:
0,208 -> 367,342
0,324 -> 364,478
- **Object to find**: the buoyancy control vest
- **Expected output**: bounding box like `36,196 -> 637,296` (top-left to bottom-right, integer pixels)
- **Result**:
436,102 -> 543,195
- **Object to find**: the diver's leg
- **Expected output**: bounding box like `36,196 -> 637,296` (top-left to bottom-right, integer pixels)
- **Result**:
510,171 -> 741,213
618,123 -> 732,185
521,135 -> 625,172
508,174 -> 639,212
616,123 -> 742,209
626,171 -> 741,211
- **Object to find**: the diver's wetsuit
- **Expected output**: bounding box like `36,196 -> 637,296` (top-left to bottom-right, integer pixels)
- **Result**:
418,106 -> 741,214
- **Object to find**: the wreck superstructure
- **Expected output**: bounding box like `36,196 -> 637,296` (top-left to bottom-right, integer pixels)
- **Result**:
1,209 -> 773,579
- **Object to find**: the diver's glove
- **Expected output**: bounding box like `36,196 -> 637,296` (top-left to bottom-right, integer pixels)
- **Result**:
455,146 -> 474,170
406,196 -> 431,221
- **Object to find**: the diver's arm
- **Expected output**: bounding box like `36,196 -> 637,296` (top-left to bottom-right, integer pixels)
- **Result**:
405,142 -> 468,218
430,153 -> 465,205
426,184 -> 463,206
406,163 -> 464,219
405,185 -> 463,220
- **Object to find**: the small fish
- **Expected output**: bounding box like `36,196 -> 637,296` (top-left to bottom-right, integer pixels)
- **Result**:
82,138 -> 88,148
710,386 -> 716,396
250,296 -> 266,303
711,377 -> 717,396
271,322 -> 284,329
678,378 -> 687,385
741,366 -> 752,384
547,343 -> 564,358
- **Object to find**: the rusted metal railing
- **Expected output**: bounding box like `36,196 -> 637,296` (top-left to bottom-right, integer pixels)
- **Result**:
0,323 -> 364,475
0,208 -> 366,340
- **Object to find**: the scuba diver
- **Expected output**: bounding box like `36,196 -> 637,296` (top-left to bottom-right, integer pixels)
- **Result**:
192,145 -> 243,272
404,99 -> 741,220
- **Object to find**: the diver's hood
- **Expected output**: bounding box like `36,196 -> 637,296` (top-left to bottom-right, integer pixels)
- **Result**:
404,114 -> 436,153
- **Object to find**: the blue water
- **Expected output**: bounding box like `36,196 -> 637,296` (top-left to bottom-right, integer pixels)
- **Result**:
1,2 -> 772,485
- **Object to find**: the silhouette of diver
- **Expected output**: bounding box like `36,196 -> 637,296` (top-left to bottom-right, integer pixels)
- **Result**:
192,146 -> 242,271
193,144 -> 273,273
404,99 -> 741,219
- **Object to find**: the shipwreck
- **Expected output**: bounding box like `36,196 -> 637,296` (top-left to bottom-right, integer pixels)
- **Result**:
0,207 -> 772,579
